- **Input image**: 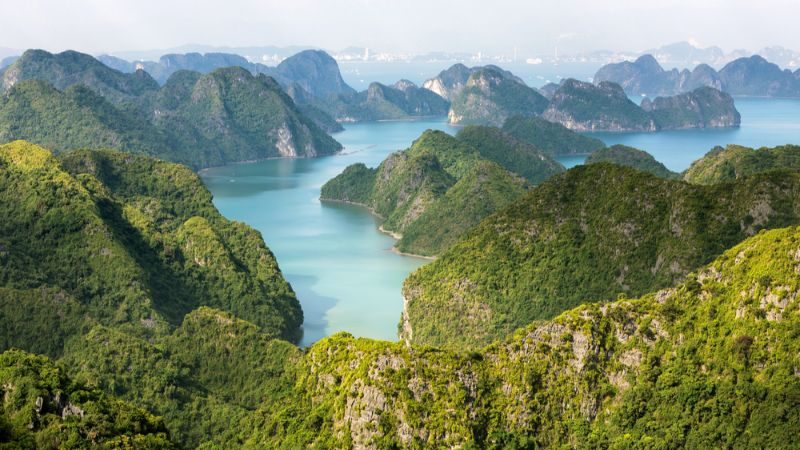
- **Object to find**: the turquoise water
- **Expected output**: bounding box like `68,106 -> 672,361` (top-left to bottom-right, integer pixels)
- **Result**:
202,97 -> 800,346
201,120 -> 457,346
574,98 -> 800,171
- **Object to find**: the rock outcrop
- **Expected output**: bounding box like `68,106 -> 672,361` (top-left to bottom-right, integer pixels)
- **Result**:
543,79 -> 657,131
642,86 -> 741,129
447,67 -> 548,126
544,79 -> 739,131
595,53 -> 800,97
423,63 -> 525,101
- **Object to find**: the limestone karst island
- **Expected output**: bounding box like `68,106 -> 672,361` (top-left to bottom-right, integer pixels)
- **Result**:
1,1 -> 799,448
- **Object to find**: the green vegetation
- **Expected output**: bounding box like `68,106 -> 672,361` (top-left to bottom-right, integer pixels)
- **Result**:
0,53 -> 342,169
0,142 -> 305,447
396,161 -> 529,256
1,49 -> 159,103
61,308 -> 301,448
642,86 -> 740,129
586,144 -> 680,179
2,137 -> 800,448
0,142 -> 301,355
321,128 -> 563,256
543,79 -> 657,131
502,115 -> 605,156
544,80 -> 740,132
455,125 -> 565,184
243,226 -> 800,448
0,349 -> 172,448
403,163 -> 800,349
313,80 -> 450,122
684,144 -> 800,184
140,67 -> 341,168
0,80 -> 170,160
448,67 -> 549,126
8,224 -> 799,448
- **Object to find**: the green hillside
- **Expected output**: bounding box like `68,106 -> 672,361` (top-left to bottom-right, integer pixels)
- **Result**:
0,80 -> 170,159
0,49 -> 159,103
244,226 -> 800,448
0,54 -> 342,169
684,144 -> 800,184
321,128 -> 562,256
586,144 -> 680,179
448,67 -> 549,126
501,115 -> 606,156
2,139 -> 800,448
0,349 -> 172,448
402,163 -> 800,349
0,142 -> 301,357
455,125 -> 565,184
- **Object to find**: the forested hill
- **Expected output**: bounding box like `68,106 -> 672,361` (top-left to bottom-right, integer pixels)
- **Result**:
0,50 -> 342,169
320,127 -> 564,256
2,140 -> 800,448
402,163 -> 800,350
0,141 -> 302,357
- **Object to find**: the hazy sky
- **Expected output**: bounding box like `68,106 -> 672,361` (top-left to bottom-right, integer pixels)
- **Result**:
1,0 -> 797,55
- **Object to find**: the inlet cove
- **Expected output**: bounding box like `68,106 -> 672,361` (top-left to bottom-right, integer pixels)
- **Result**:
202,97 -> 800,346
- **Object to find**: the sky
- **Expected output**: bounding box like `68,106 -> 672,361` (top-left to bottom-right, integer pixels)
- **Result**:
1,0 -> 798,56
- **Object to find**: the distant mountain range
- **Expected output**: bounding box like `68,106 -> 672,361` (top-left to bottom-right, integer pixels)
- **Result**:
595,54 -> 800,97
436,65 -> 549,126
103,44 -> 314,63
98,50 -> 355,97
321,126 -> 565,256
0,45 -> 788,161
643,41 -> 800,69
0,50 -> 342,168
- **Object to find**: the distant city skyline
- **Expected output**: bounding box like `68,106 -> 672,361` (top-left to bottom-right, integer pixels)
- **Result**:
1,0 -> 798,57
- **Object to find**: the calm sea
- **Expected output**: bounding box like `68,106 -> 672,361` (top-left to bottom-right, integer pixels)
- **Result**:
202,93 -> 800,346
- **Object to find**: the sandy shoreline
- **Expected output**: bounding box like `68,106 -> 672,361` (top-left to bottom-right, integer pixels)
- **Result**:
320,198 -> 436,261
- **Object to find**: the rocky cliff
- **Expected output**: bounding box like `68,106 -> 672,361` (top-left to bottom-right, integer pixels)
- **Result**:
594,54 -> 722,96
642,86 -> 741,129
250,225 -> 800,449
423,63 -> 525,101
402,163 -> 800,350
316,79 -> 450,122
543,79 -> 657,131
544,80 -> 739,132
595,53 -> 800,97
448,67 -> 548,126
321,128 -> 562,256
0,49 -> 159,103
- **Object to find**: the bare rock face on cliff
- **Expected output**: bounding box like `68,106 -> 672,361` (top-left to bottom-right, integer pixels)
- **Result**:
642,86 -> 741,129
447,67 -> 549,126
594,54 -> 723,96
595,53 -> 800,98
543,79 -> 739,132
423,63 -> 526,101
543,79 -> 657,131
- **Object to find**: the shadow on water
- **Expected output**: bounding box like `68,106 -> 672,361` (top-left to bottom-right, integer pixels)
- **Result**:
286,273 -> 339,347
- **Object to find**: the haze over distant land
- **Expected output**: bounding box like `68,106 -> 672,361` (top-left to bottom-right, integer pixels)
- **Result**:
1,0 -> 798,59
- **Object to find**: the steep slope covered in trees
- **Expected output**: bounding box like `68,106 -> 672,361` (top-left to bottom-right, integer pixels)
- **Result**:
402,164 -> 800,349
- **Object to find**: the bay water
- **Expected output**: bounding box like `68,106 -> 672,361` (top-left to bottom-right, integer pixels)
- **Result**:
202,97 -> 800,346
201,120 -> 457,346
